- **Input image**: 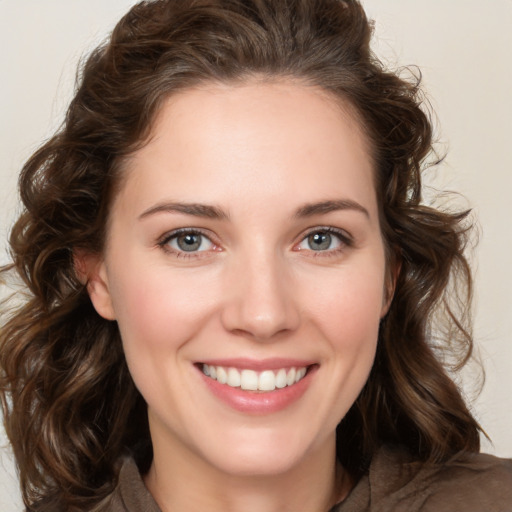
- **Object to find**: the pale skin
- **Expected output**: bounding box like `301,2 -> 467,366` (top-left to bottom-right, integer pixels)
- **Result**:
84,80 -> 395,512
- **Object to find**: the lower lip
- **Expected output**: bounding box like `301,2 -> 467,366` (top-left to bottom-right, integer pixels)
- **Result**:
198,366 -> 316,414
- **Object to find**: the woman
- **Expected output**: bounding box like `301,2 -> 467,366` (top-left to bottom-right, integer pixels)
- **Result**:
1,0 -> 511,510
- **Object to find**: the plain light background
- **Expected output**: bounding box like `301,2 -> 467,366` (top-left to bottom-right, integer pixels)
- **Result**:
1,0 -> 511,509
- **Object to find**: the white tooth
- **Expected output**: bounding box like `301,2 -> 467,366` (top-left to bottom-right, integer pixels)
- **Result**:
296,367 -> 307,382
258,370 -> 276,391
216,366 -> 227,384
240,369 -> 258,390
286,367 -> 296,386
227,367 -> 241,387
275,368 -> 287,389
209,365 -> 217,379
202,364 -> 210,376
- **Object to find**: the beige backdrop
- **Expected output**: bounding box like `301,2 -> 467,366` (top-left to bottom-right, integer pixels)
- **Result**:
1,0 -> 511,509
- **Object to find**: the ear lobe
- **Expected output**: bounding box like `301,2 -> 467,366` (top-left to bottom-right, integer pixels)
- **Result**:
73,250 -> 116,321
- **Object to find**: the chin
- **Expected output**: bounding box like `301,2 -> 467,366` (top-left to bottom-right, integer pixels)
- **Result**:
208,448 -> 304,478
197,425 -> 327,478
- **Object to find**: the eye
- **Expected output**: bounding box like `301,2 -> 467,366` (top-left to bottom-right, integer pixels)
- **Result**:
160,230 -> 215,254
296,228 -> 350,253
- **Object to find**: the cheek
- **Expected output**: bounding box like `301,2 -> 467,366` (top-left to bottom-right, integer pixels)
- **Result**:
303,263 -> 386,343
108,266 -> 218,357
107,267 -> 221,412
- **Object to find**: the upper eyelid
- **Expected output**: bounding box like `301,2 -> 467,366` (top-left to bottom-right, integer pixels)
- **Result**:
158,227 -> 216,244
157,229 -> 219,259
299,226 -> 353,242
291,227 -> 354,258
156,225 -> 353,252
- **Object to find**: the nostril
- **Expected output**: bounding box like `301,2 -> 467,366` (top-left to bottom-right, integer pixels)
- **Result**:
220,299 -> 301,341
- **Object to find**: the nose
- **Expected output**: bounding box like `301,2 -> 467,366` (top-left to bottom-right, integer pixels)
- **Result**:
220,251 -> 301,341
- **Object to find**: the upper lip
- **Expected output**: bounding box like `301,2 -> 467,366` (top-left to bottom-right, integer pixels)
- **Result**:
197,358 -> 316,371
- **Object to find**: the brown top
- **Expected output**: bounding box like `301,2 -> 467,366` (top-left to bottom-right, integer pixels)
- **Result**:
94,445 -> 512,512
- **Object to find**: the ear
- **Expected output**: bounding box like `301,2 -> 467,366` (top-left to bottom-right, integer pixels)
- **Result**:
381,256 -> 401,318
74,249 -> 116,320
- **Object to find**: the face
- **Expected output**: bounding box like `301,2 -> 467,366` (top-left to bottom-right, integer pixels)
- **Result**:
87,81 -> 392,478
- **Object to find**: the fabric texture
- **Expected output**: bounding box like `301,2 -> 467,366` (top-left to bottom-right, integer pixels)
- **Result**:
96,445 -> 512,511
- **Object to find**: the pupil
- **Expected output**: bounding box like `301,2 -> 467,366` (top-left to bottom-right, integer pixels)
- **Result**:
308,232 -> 331,251
178,234 -> 201,251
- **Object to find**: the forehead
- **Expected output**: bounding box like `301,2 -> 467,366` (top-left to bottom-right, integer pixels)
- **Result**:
115,80 -> 376,218
148,79 -> 372,166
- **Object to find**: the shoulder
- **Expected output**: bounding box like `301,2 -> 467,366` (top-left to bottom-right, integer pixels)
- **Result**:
89,456 -> 160,512
368,444 -> 512,512
30,457 -> 160,512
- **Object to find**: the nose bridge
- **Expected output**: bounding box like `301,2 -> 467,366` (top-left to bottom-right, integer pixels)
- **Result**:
221,243 -> 300,340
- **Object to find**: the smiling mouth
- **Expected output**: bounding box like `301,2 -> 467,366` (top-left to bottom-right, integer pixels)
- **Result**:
200,364 -> 310,392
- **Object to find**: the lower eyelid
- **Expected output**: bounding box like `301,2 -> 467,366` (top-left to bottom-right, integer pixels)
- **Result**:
171,235 -> 213,252
158,229 -> 217,252
296,228 -> 353,250
157,228 -> 353,256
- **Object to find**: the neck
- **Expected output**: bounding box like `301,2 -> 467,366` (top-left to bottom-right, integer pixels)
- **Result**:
144,435 -> 351,512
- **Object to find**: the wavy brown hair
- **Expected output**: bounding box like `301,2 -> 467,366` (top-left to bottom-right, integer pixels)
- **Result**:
1,0 -> 482,509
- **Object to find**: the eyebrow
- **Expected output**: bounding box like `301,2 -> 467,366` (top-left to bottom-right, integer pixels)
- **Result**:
138,199 -> 369,221
138,202 -> 229,220
294,199 -> 369,219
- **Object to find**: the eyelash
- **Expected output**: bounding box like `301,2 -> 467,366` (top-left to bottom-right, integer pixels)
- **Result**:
295,226 -> 353,257
157,228 -> 218,258
157,226 -> 353,258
